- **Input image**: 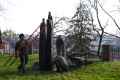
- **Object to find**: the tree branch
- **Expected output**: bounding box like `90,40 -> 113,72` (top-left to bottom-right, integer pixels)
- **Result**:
98,1 -> 120,31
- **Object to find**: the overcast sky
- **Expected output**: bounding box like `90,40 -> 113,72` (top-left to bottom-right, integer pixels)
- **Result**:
0,0 -> 79,34
0,0 -> 120,35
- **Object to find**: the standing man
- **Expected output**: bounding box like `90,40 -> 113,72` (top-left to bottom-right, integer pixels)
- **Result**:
15,33 -> 28,73
56,35 -> 64,57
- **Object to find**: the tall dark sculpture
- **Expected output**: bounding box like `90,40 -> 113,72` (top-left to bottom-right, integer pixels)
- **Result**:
39,12 -> 53,71
39,18 -> 47,70
46,12 -> 53,70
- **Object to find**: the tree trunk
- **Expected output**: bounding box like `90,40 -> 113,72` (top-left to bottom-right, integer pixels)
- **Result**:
97,31 -> 104,57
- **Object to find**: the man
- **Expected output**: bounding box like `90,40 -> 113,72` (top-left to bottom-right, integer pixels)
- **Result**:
15,33 -> 28,73
56,35 -> 64,57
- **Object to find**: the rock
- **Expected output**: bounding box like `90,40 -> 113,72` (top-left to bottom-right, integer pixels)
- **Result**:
53,56 -> 69,72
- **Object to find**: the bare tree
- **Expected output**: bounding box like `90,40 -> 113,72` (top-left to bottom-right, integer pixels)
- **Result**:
53,17 -> 70,35
87,0 -> 120,57
86,0 -> 110,57
98,1 -> 120,31
66,1 -> 95,60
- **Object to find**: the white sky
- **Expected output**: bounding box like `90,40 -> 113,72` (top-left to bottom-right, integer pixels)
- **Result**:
0,0 -> 79,34
97,0 -> 120,35
0,0 -> 120,35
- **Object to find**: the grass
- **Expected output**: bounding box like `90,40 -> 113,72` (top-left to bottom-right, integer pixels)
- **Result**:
0,54 -> 120,80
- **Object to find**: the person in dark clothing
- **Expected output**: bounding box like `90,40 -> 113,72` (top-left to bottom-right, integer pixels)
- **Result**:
56,35 -> 64,57
15,33 -> 28,73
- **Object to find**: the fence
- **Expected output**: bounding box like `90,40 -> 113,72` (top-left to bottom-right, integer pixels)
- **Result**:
110,46 -> 120,60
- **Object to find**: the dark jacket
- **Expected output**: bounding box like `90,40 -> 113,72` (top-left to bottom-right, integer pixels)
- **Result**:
15,39 -> 28,55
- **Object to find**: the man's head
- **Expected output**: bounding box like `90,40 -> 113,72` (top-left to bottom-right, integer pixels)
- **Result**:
42,18 -> 45,23
19,33 -> 24,40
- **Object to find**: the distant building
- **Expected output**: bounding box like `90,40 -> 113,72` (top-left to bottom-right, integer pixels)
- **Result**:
90,33 -> 119,55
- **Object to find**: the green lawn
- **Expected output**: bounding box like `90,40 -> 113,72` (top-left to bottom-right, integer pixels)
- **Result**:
0,54 -> 120,80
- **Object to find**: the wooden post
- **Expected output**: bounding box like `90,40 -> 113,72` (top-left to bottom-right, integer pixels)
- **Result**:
101,45 -> 111,61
